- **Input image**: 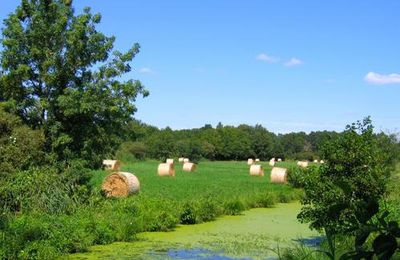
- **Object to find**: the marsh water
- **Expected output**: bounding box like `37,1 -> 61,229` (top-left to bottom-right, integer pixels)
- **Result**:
69,202 -> 321,259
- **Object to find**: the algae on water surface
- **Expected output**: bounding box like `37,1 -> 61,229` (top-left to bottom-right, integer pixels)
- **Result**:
69,202 -> 320,259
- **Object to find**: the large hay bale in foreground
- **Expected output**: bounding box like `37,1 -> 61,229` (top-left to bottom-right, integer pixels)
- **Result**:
158,163 -> 175,176
183,162 -> 197,172
102,159 -> 121,171
250,164 -> 264,176
270,167 -> 287,184
102,172 -> 140,197
166,158 -> 174,164
247,158 -> 254,165
297,161 -> 308,168
178,157 -> 184,163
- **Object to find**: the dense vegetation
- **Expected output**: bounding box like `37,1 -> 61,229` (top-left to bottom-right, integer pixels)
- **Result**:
0,1 -> 399,259
0,160 -> 300,259
118,120 -> 345,163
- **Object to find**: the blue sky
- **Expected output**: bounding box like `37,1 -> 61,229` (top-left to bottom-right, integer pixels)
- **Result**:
1,1 -> 399,133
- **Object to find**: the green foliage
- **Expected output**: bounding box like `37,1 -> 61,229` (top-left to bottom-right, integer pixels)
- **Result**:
0,0 -> 148,167
0,167 -> 73,214
223,199 -> 246,215
287,165 -> 318,188
298,118 -> 391,235
0,106 -> 45,174
116,141 -> 148,161
297,117 -> 396,259
340,211 -> 400,259
0,160 -> 299,258
126,121 -> 348,162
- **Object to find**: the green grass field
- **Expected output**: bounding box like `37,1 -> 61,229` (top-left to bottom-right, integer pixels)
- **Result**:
91,160 -> 299,205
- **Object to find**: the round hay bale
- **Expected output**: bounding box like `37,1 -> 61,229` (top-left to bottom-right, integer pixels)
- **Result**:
247,158 -> 254,165
255,158 -> 260,162
297,161 -> 308,168
102,160 -> 121,171
269,159 -> 275,167
313,159 -> 318,163
277,158 -> 282,162
183,162 -> 197,172
158,163 -> 175,176
166,158 -> 174,164
320,160 -> 324,164
102,172 -> 140,198
270,167 -> 287,184
183,158 -> 190,163
250,164 -> 264,176
178,157 -> 184,163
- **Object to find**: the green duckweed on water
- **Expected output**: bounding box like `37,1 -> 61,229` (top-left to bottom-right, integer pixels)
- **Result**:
68,202 -> 320,259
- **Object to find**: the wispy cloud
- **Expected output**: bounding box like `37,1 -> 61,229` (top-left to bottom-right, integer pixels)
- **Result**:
256,53 -> 279,63
284,57 -> 303,67
364,72 -> 400,85
139,67 -> 155,74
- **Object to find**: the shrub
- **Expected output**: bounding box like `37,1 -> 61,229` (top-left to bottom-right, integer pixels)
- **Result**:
0,167 -> 74,214
298,117 -> 395,259
0,106 -> 45,175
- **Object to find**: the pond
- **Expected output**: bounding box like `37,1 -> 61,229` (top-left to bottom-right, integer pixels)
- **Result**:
69,202 -> 321,259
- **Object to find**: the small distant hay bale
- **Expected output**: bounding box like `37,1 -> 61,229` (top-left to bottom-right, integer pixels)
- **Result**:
313,159 -> 318,163
183,162 -> 197,172
269,159 -> 275,167
250,164 -> 264,176
297,161 -> 308,168
158,163 -> 175,176
102,172 -> 140,198
320,160 -> 325,164
102,160 -> 121,171
178,157 -> 184,163
166,158 -> 174,164
255,158 -> 260,162
183,158 -> 190,163
277,158 -> 282,162
270,167 -> 287,184
247,158 -> 254,165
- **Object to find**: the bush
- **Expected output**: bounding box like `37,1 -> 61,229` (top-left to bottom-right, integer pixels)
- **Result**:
287,166 -> 319,188
297,117 -> 395,259
0,106 -> 45,175
0,167 -> 75,214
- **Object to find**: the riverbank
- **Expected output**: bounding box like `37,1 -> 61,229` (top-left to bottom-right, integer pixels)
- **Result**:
69,202 -> 320,259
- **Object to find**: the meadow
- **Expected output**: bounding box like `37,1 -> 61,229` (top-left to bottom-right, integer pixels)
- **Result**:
93,160 -> 299,205
0,160 -> 302,259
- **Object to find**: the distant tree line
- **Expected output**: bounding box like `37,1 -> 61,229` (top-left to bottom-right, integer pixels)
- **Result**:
118,120 -> 400,163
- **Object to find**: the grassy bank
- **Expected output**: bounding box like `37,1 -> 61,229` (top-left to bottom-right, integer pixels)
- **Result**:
1,160 -> 301,259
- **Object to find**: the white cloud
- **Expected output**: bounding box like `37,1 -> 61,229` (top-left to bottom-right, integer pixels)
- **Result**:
139,67 -> 155,74
284,57 -> 303,67
256,53 -> 279,63
364,72 -> 400,85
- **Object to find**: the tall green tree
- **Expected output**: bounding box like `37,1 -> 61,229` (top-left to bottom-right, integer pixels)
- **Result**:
0,0 -> 148,167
